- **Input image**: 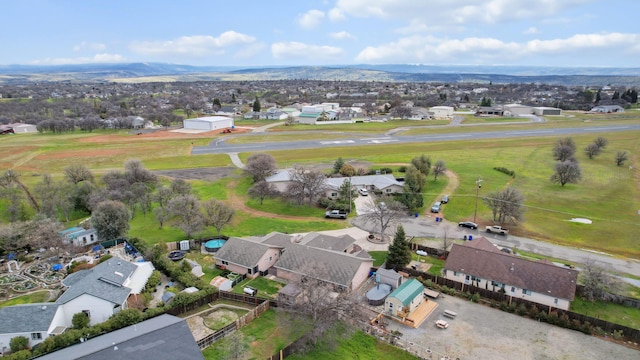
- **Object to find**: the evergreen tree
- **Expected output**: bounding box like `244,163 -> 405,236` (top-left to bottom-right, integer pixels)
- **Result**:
595,89 -> 601,103
332,157 -> 345,174
385,225 -> 411,270
612,91 -> 620,100
252,97 -> 261,112
480,97 -> 492,107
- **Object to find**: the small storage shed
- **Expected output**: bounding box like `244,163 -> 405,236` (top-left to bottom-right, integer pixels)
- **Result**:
183,116 -> 233,131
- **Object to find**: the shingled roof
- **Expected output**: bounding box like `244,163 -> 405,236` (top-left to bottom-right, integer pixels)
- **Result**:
275,245 -> 372,288
214,237 -> 280,268
0,303 -> 60,334
57,257 -> 139,305
445,243 -> 578,300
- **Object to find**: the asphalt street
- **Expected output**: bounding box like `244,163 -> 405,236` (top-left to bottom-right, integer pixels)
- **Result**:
351,215 -> 640,278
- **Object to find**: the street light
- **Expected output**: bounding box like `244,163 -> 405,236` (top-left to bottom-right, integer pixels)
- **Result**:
473,177 -> 483,223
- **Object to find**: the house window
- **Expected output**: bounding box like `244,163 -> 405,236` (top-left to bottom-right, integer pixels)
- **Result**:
269,256 -> 272,261
554,298 -> 558,304
465,275 -> 470,281
31,332 -> 42,340
522,289 -> 532,296
386,189 -> 392,193
331,192 -> 337,197
221,261 -> 228,265
248,268 -> 252,274
510,287 -> 515,293
491,281 -> 503,287
453,271 -> 458,276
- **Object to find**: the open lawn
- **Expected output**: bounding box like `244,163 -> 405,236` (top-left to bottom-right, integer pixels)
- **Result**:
570,296 -> 640,329
1,119 -> 639,257
460,115 -> 530,124
232,276 -> 285,299
0,290 -> 50,308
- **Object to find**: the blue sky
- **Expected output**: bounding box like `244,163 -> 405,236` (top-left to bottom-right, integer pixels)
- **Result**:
2,0 -> 638,67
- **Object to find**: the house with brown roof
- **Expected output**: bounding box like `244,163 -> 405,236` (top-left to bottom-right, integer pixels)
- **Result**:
443,238 -> 578,310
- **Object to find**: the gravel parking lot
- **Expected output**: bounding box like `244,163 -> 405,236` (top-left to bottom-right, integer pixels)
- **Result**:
385,294 -> 638,360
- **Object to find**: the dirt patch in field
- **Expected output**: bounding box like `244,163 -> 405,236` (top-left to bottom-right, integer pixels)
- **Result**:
154,167 -> 238,181
36,148 -> 126,160
77,128 -> 252,143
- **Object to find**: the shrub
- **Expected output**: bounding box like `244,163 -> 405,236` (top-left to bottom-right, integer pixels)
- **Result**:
547,311 -> 559,325
72,312 -> 90,329
558,313 -> 570,328
528,305 -> 539,319
506,303 -> 517,313
98,254 -> 113,263
594,326 -> 606,336
471,293 -> 480,303
516,303 -> 528,316
612,330 -> 624,340
493,166 -> 516,178
581,321 -> 593,335
5,349 -> 32,360
398,166 -> 407,173
10,336 -> 29,352
499,302 -> 508,311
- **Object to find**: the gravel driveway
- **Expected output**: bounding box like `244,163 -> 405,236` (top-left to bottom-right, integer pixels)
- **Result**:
385,294 -> 638,360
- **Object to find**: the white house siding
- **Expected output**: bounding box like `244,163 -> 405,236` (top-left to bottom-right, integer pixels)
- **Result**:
443,270 -> 570,310
385,296 -> 405,316
0,331 -> 47,352
62,294 -> 124,326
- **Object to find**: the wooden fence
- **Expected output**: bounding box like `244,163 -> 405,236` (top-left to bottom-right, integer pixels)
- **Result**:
196,294 -> 271,349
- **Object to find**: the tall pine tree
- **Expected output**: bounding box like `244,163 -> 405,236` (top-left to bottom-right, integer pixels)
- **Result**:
385,225 -> 411,270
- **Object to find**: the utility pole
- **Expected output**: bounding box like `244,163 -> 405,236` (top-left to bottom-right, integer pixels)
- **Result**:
473,177 -> 483,223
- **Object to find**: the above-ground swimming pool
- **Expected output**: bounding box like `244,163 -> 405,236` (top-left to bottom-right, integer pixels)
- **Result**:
204,239 -> 227,253
366,283 -> 392,306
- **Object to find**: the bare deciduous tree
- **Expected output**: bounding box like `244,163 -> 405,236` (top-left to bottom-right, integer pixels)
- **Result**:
552,137 -> 576,162
362,197 -> 407,241
64,164 -> 94,185
580,259 -> 622,302
0,169 -> 40,213
615,150 -> 629,166
286,166 -> 327,206
594,136 -> 608,149
432,159 -> 446,180
550,160 -> 582,186
584,143 -> 601,159
482,187 -> 525,225
202,199 -> 235,236
247,180 -> 277,205
243,153 -> 278,182
167,194 -> 203,238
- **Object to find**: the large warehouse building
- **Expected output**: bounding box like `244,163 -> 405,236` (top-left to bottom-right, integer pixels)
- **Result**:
183,116 -> 234,131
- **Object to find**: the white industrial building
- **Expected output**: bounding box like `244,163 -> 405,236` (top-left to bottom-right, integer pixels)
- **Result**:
503,104 -> 533,116
429,106 -> 454,118
183,116 -> 233,131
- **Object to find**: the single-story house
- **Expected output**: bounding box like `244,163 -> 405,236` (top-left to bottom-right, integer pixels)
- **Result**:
324,174 -> 404,198
213,237 -> 281,278
590,105 -> 624,113
215,232 -> 373,291
443,237 -> 578,310
0,304 -> 66,353
36,314 -> 203,360
56,257 -> 155,325
59,227 -> 99,247
384,278 -> 425,318
265,171 -> 404,197
183,116 -> 233,131
429,106 -> 454,119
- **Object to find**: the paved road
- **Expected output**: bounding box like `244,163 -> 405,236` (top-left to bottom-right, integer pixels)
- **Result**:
191,124 -> 640,155
351,215 -> 640,278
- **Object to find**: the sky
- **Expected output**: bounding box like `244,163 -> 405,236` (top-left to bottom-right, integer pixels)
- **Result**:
1,0 -> 638,68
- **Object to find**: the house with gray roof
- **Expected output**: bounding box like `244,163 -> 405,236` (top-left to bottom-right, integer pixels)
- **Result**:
443,238 -> 578,310
56,257 -> 154,326
214,232 -> 373,290
36,314 -> 203,360
265,171 -> 404,198
213,237 -> 281,278
0,304 -> 66,353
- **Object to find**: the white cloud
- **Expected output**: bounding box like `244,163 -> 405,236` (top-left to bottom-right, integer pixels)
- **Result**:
31,53 -> 125,65
297,9 -> 325,29
330,31 -> 355,40
355,32 -> 640,64
524,27 -> 540,35
328,8 -> 345,21
73,41 -> 106,52
333,0 -> 592,28
130,31 -> 256,56
271,41 -> 344,60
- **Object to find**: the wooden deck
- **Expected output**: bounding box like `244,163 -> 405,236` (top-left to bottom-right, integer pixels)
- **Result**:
404,300 -> 439,328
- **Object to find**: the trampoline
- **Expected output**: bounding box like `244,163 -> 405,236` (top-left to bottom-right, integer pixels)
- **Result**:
366,283 -> 392,306
204,239 -> 226,253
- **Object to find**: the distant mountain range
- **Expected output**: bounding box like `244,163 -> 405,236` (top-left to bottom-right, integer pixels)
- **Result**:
1,63 -> 639,86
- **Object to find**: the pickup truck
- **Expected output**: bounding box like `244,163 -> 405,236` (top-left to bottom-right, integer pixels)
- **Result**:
325,210 -> 348,219
485,225 -> 509,235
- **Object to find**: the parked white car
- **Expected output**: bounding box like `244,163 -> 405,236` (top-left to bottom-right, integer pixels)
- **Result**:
358,188 -> 368,196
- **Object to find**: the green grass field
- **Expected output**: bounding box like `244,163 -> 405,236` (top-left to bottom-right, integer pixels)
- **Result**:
0,291 -> 50,307
1,116 -> 639,257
